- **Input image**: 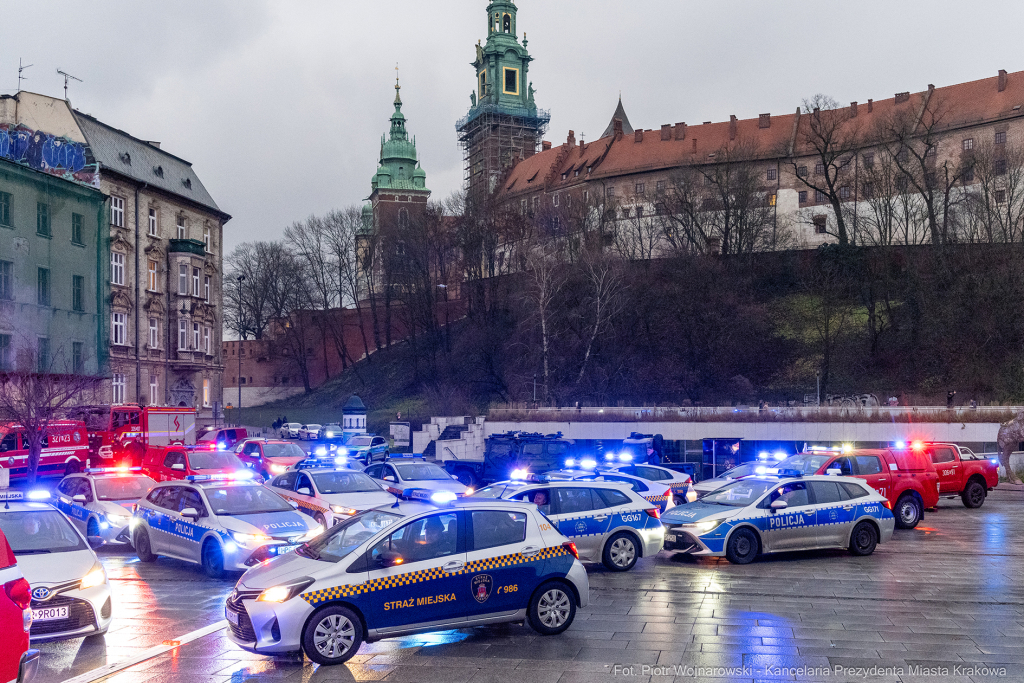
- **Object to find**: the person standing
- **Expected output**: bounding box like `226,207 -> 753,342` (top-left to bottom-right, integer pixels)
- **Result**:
946,391 -> 956,409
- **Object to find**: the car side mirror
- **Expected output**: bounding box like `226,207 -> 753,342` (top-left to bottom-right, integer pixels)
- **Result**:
826,468 -> 842,476
87,535 -> 104,549
297,488 -> 311,496
770,499 -> 788,512
384,476 -> 395,482
180,507 -> 201,519
171,464 -> 185,471
289,501 -> 300,509
73,494 -> 89,504
376,551 -> 404,568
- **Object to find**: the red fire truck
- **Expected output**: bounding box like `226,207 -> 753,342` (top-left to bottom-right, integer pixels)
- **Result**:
0,421 -> 90,480
68,405 -> 197,468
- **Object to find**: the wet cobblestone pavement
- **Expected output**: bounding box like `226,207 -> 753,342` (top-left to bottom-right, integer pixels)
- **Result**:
33,487 -> 1024,683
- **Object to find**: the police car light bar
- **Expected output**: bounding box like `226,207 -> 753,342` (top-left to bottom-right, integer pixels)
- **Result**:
510,468 -> 529,480
618,453 -> 632,462
185,471 -> 254,483
26,490 -> 51,500
85,466 -> 143,474
430,491 -> 458,505
564,459 -> 575,468
579,458 -> 597,470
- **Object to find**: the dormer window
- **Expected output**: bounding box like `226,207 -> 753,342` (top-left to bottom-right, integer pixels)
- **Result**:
182,178 -> 192,190
120,152 -> 131,165
153,165 -> 164,178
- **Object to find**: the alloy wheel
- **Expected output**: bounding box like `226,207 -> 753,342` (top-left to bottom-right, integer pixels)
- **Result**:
537,589 -> 571,629
313,614 -> 356,659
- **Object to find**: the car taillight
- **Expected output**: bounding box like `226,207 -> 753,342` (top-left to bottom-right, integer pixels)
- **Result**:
562,541 -> 579,560
5,578 -> 31,610
645,507 -> 660,519
882,500 -> 892,510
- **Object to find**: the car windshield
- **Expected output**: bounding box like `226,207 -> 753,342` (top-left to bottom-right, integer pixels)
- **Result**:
312,471 -> 381,494
348,436 -> 373,447
0,510 -> 87,554
94,475 -> 156,501
300,509 -> 402,562
188,451 -> 245,470
701,479 -> 776,507
197,431 -> 224,442
262,443 -> 306,460
204,485 -> 294,515
775,454 -> 832,475
717,463 -> 758,479
395,463 -> 451,481
471,484 -> 508,499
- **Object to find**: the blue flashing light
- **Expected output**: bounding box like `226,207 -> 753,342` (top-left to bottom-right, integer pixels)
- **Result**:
757,451 -> 770,461
337,447 -> 349,456
774,451 -> 787,461
618,454 -> 633,463
334,456 -> 348,466
430,491 -> 458,505
224,541 -> 238,553
564,459 -> 575,468
315,446 -> 328,456
85,466 -> 143,475
99,522 -> 110,530
991,458 -> 1000,465
755,466 -> 768,475
579,458 -> 597,470
234,470 -> 254,480
775,468 -> 804,478
895,441 -> 907,450
510,468 -> 529,480
604,453 -> 615,461
26,490 -> 51,501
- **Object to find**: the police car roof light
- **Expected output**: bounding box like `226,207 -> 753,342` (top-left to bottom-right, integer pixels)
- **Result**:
774,468 -> 803,478
26,490 -> 50,500
430,491 -> 458,505
85,466 -> 143,474
894,441 -> 907,449
579,458 -> 597,470
564,459 -> 575,468
510,468 -> 529,480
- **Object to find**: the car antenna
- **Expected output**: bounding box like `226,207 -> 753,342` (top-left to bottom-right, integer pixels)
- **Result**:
391,500 -> 401,509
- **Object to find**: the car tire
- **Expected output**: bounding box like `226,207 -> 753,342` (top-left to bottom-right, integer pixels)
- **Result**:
894,494 -> 922,529
135,528 -> 158,562
201,540 -> 225,579
87,518 -> 99,538
313,512 -> 327,528
602,532 -> 639,572
527,581 -> 576,635
961,480 -> 986,509
725,527 -> 759,564
453,468 -> 478,488
302,605 -> 364,665
849,521 -> 878,556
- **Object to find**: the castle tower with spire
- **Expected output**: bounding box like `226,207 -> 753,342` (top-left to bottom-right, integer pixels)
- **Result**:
456,0 -> 549,208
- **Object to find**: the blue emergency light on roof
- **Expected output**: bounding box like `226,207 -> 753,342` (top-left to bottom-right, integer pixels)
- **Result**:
430,491 -> 458,505
774,451 -> 787,461
26,490 -> 51,500
758,451 -> 770,461
755,466 -> 769,475
774,468 -> 804,478
186,471 -> 253,483
579,458 -> 597,470
564,459 -> 575,468
510,468 -> 529,480
315,446 -> 328,457
618,453 -> 632,463
85,466 -> 143,475
894,441 -> 907,449
604,453 -> 614,461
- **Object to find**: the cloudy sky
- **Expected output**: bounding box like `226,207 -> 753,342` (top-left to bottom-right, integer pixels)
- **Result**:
2,0 -> 1022,251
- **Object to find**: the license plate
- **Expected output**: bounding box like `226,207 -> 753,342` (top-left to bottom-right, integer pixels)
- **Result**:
664,534 -> 676,542
33,606 -> 69,622
275,545 -> 298,555
225,607 -> 239,625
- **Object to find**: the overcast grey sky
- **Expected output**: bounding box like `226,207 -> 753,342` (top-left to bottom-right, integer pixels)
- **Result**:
3,0 -> 1022,251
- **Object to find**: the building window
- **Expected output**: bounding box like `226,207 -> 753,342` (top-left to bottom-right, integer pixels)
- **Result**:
0,334 -> 9,371
149,318 -> 159,348
203,379 -> 210,408
896,175 -> 909,192
71,213 -> 84,245
863,153 -> 875,169
36,203 -> 50,237
177,215 -> 186,239
814,163 -> 825,176
798,191 -> 808,204
192,268 -> 201,297
148,260 -> 158,291
797,166 -> 808,178
398,208 -> 409,228
962,138 -> 974,151
37,268 -> 50,306
583,190 -> 589,203
204,326 -> 211,354
204,226 -> 211,252
112,373 -> 125,404
552,194 -> 559,207
839,186 -> 851,200
72,342 -> 84,374
178,265 -> 188,295
0,261 -> 12,300
112,312 -> 127,346
963,166 -> 975,183
193,322 -> 200,350
502,67 -> 519,95
768,194 -> 777,207
72,275 -> 84,312
178,318 -> 188,349
635,183 -> 645,195
111,197 -> 125,227
204,276 -> 210,303
863,183 -> 874,199
0,192 -> 10,226
606,186 -> 615,197
656,180 -> 666,192
996,189 -> 1007,204
996,131 -> 1007,145
150,375 -> 160,406
995,158 -> 1007,176
815,190 -> 826,203
111,252 -> 125,286
148,208 -> 158,236
37,337 -> 49,373
813,216 -> 827,234
766,168 -> 777,181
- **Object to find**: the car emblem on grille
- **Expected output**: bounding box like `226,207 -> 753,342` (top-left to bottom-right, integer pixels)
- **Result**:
31,587 -> 51,601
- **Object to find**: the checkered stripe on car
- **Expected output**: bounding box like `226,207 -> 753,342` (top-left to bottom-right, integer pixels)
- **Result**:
644,494 -> 670,504
280,493 -> 328,514
301,546 -> 571,605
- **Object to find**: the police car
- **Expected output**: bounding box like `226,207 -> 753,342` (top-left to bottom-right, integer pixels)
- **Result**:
605,463 -> 697,505
336,435 -> 390,465
363,460 -> 471,502
0,489 -> 113,641
691,462 -> 763,498
225,498 -> 589,665
268,467 -> 397,528
660,470 -> 895,564
473,478 -> 663,572
55,468 -> 157,545
541,462 -> 675,513
130,475 -> 324,578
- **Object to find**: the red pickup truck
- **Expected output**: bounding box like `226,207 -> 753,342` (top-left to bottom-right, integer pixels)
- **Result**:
779,448 -> 939,529
920,443 -> 999,508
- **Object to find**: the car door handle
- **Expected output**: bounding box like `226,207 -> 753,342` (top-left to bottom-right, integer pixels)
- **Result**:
442,561 -> 464,573
593,515 -> 608,521
521,546 -> 542,557
803,511 -> 815,516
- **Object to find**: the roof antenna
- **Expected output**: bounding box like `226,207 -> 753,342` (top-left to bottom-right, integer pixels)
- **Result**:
18,59 -> 33,91
56,69 -> 82,100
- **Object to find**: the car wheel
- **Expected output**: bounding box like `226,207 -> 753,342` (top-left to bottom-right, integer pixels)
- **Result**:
961,480 -> 986,509
602,532 -> 639,572
894,494 -> 922,529
725,527 -> 759,564
201,540 -> 225,579
313,512 -> 327,528
528,581 -> 576,635
87,518 -> 99,538
302,605 -> 364,665
453,468 -> 478,488
135,528 -> 158,562
849,521 -> 878,556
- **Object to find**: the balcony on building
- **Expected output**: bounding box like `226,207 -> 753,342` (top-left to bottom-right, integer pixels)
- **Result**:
169,238 -> 207,257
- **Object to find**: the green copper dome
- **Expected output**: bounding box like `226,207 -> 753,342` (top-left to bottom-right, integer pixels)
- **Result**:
371,77 -> 429,192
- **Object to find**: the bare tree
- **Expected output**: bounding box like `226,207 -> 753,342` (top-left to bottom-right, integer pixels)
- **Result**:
523,239 -> 567,402
225,242 -> 296,340
575,249 -> 623,384
962,140 -> 1024,244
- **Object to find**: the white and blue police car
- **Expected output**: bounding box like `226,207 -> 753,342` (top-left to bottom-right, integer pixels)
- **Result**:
130,475 -> 324,578
55,468 -> 157,545
0,489 -> 112,641
661,470 -> 895,564
473,477 -> 664,572
268,467 -> 397,528
541,461 -> 675,513
604,463 -> 697,505
363,459 -> 471,502
225,498 -> 588,665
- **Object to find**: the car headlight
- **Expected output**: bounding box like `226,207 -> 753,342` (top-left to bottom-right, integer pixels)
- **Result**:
330,505 -> 357,516
257,577 -> 315,603
79,563 -> 106,590
231,532 -> 270,547
297,525 -> 325,543
336,447 -> 348,456
269,464 -> 288,474
106,510 -> 131,523
682,519 -> 723,534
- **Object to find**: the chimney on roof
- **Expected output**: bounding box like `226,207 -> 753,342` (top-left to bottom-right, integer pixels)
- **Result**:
674,122 -> 686,140
759,113 -> 771,129
661,124 -> 671,141
567,130 -> 575,147
895,92 -> 910,104
729,115 -> 738,140
542,141 -> 552,151
147,141 -> 161,149
868,99 -> 873,113
999,69 -> 1008,92
634,129 -> 644,143
613,118 -> 624,141
850,102 -> 858,117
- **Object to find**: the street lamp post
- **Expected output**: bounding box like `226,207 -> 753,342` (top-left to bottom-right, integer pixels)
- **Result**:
236,275 -> 245,427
